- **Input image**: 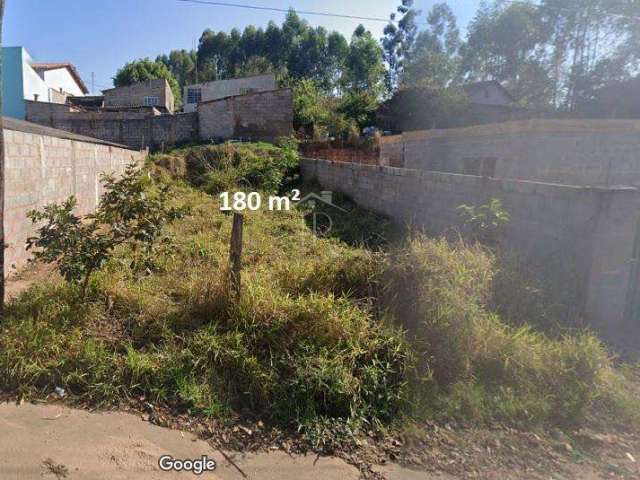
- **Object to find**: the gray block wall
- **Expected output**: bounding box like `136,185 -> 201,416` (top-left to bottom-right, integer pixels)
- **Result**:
26,88 -> 292,150
381,119 -> 640,187
301,158 -> 640,342
3,123 -> 145,276
198,88 -> 293,141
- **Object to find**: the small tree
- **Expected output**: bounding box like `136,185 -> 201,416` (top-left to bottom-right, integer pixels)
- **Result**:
457,198 -> 510,246
27,164 -> 184,298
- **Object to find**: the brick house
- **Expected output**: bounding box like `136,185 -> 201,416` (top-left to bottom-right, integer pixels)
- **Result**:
102,78 -> 174,113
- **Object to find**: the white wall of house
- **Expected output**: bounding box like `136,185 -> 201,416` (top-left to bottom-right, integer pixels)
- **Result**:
21,50 -> 49,103
42,68 -> 84,97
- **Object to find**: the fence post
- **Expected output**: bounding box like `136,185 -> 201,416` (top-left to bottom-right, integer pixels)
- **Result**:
228,213 -> 244,300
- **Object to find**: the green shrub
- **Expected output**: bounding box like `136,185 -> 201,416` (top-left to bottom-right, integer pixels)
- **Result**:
26,164 -> 184,297
181,141 -> 299,194
383,234 -> 621,426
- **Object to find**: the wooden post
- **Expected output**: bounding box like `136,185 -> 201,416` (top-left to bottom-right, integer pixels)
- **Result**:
228,213 -> 244,300
0,0 -> 6,319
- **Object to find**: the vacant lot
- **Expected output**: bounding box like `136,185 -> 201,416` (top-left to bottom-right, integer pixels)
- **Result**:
1,142 -> 639,478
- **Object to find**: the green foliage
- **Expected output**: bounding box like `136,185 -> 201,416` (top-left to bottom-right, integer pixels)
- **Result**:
175,140 -> 299,194
402,2 -> 462,88
156,49 -> 197,88
383,235 -> 622,427
5,143 -> 639,438
26,164 -> 184,296
196,10 -> 348,91
382,0 -> 420,90
457,198 -> 510,246
113,59 -> 182,107
292,79 -> 361,138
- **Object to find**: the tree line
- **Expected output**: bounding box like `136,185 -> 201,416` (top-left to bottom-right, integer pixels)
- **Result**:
113,1 -> 640,134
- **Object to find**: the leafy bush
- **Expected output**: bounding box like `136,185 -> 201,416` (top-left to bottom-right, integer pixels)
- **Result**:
179,141 -> 299,194
26,164 -> 184,296
457,198 -> 510,246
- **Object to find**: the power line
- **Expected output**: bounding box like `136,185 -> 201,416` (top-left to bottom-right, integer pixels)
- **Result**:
175,0 -> 396,24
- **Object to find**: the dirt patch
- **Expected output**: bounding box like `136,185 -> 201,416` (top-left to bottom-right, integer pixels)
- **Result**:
5,262 -> 57,300
1,402 -> 438,480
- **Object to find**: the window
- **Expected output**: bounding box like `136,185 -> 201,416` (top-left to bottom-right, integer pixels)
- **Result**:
186,88 -> 202,104
143,96 -> 160,107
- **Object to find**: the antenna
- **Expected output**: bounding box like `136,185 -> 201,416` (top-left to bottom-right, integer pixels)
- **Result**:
193,38 -> 198,84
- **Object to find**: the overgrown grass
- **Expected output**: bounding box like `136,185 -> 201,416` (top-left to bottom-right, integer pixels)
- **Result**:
383,235 -> 639,428
1,141 -> 638,441
0,162 -> 409,432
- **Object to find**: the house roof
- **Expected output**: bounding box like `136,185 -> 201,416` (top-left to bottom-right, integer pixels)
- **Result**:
463,80 -> 515,102
31,62 -> 89,94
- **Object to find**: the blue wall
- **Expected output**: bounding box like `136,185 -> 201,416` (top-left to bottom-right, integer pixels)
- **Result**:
2,47 -> 26,119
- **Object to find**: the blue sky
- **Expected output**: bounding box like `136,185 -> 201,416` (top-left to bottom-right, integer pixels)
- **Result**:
4,0 -> 481,94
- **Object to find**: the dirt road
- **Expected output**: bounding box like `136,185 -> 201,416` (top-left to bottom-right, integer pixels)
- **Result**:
0,402 -> 442,480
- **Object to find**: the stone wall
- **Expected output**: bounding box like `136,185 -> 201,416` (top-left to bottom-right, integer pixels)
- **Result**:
301,158 -> 640,342
198,88 -> 293,141
3,118 -> 146,276
380,119 -> 640,187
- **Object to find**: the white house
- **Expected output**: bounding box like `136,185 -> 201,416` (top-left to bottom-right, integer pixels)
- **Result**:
2,47 -> 88,119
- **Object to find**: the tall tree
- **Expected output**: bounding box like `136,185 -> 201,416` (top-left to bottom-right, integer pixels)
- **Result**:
462,1 -> 553,106
382,0 -> 420,91
539,0 -> 627,110
156,49 -> 197,87
339,25 -> 386,127
403,2 -> 462,88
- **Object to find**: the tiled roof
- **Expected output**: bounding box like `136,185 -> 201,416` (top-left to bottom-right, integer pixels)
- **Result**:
31,62 -> 89,94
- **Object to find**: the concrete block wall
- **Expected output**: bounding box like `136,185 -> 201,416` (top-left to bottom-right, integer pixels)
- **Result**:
26,88 -> 292,150
26,101 -> 199,150
3,124 -> 145,276
379,135 -> 404,167
301,158 -> 640,341
198,88 -> 293,141
380,119 -> 640,187
184,73 -> 277,112
103,78 -> 174,113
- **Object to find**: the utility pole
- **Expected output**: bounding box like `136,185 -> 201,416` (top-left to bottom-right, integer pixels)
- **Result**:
193,38 -> 198,84
0,0 -> 6,318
